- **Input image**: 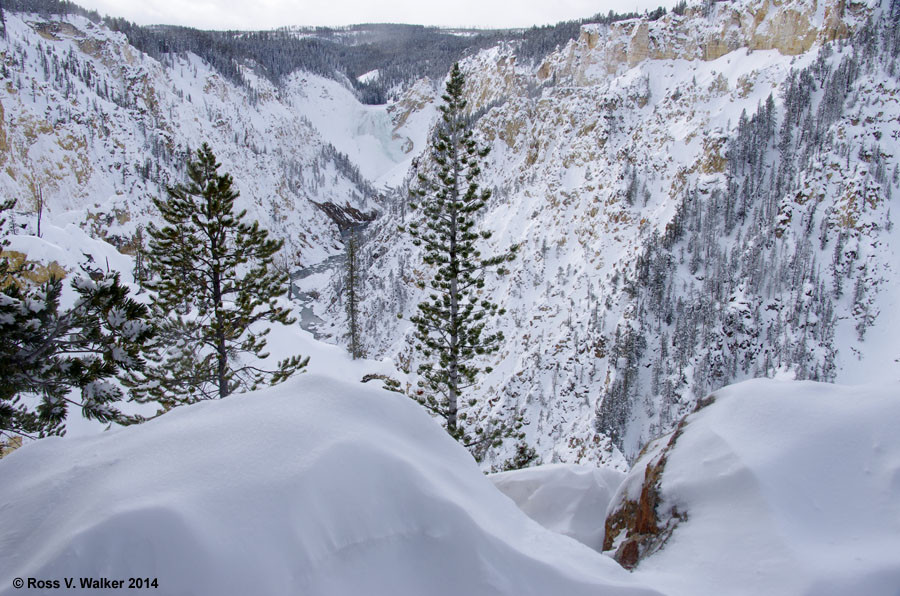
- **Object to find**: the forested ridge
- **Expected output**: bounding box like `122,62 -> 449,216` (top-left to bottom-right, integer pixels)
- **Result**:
1,0 -> 653,104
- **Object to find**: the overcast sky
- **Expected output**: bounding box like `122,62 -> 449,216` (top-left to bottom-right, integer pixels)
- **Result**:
72,0 -> 678,30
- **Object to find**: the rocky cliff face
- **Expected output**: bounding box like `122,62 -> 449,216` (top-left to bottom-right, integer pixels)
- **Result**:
541,0 -> 866,86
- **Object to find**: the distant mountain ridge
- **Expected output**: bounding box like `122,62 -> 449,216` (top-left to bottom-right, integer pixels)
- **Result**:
1,0 -> 651,105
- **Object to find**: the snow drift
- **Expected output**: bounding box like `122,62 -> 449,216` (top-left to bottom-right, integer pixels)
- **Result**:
490,463 -> 625,551
0,375 -> 659,596
607,379 -> 900,596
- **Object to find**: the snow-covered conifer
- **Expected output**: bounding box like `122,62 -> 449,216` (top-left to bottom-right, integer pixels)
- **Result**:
132,144 -> 307,406
0,200 -> 153,438
344,231 -> 363,360
403,63 -> 517,452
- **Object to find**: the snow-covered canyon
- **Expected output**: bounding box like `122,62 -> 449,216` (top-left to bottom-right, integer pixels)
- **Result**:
2,0 -> 900,592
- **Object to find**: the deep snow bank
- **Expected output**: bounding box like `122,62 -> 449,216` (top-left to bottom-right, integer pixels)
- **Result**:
0,375 -> 659,596
610,379 -> 900,596
490,463 -> 625,551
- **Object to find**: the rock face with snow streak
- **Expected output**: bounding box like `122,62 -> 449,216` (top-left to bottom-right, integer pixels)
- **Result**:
604,379 -> 900,596
0,375 -> 662,596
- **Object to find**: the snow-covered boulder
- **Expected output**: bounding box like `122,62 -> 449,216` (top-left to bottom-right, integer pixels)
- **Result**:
0,375 -> 660,596
490,463 -> 625,551
605,378 -> 900,596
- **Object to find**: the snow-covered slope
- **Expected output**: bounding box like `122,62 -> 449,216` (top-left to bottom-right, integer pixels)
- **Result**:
0,11 -> 430,265
339,0 -> 900,466
0,374 -> 661,596
605,378 -> 900,596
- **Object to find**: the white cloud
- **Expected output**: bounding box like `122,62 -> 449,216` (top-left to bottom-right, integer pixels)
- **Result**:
73,0 -> 677,30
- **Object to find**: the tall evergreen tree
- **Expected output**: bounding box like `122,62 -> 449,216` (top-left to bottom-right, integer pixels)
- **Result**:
403,63 -> 517,449
0,200 -> 153,439
131,224 -> 147,293
344,231 -> 364,360
132,144 -> 307,406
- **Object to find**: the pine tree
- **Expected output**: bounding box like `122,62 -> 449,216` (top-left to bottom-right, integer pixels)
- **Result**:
344,231 -> 363,359
132,224 -> 147,292
132,143 -> 307,406
0,200 -> 153,439
403,63 -> 517,449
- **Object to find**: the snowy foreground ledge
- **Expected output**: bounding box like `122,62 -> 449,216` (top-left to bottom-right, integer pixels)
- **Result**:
0,375 -> 657,596
614,379 -> 900,596
2,376 -> 899,596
